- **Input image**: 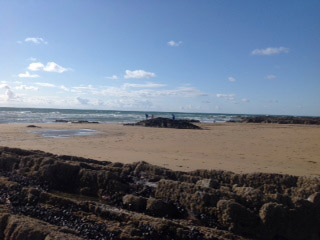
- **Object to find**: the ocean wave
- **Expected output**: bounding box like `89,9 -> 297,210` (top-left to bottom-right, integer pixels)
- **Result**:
0,107 -> 240,124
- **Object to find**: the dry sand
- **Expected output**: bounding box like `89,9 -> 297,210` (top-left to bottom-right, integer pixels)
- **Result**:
0,123 -> 319,176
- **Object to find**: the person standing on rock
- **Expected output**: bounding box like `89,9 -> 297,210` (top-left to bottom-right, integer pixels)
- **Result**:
172,114 -> 175,121
145,114 -> 149,120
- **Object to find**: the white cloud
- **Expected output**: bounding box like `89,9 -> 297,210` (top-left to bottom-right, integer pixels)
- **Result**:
18,71 -> 40,78
123,82 -> 166,89
180,105 -> 201,111
167,40 -> 182,47
97,85 -> 206,99
76,97 -> 90,105
35,82 -> 56,88
43,62 -> 68,73
5,88 -> 15,101
241,98 -> 250,103
0,84 -> 9,89
72,85 -> 95,91
28,62 -> 45,71
266,75 -> 276,80
103,98 -> 153,110
93,99 -> 104,106
228,77 -> 236,82
106,75 -> 119,80
15,85 -> 39,91
0,95 -> 80,108
124,70 -> 156,79
0,84 -> 15,101
0,81 -> 207,110
167,87 -> 207,97
251,47 -> 289,56
98,87 -> 130,98
216,94 -> 235,101
60,85 -> 69,92
25,37 -> 48,45
0,85 -> 15,101
28,62 -> 68,73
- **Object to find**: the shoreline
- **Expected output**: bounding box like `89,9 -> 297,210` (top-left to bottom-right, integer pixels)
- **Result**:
0,123 -> 319,177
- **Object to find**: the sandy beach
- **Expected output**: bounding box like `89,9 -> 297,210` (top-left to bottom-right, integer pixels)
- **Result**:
0,123 -> 319,177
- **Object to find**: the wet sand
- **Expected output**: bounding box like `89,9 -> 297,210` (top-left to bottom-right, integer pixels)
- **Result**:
0,123 -> 319,176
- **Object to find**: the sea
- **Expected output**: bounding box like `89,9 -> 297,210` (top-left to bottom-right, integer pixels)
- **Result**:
0,107 -> 251,124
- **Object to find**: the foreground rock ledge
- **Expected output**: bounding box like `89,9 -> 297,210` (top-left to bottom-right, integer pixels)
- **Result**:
1,147 -> 320,240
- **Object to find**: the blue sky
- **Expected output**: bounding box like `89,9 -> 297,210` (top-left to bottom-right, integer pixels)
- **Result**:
0,0 -> 319,115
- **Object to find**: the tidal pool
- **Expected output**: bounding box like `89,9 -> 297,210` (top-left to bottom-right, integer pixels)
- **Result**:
32,129 -> 98,139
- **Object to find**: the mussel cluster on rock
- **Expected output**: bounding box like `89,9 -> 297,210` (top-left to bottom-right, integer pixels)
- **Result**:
1,146 -> 320,239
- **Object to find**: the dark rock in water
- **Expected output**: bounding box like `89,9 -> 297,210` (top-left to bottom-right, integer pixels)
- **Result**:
55,119 -> 69,123
0,146 -> 320,239
234,116 -> 320,125
27,125 -> 41,128
125,117 -> 201,129
55,120 -> 99,124
71,120 -> 99,124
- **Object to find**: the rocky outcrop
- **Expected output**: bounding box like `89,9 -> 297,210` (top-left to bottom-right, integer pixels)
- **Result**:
234,116 -> 320,125
125,117 -> 201,129
1,146 -> 320,239
27,125 -> 41,128
217,200 -> 260,237
0,209 -> 82,240
122,194 -> 147,212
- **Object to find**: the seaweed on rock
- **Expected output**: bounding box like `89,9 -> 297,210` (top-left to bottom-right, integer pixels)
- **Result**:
0,146 -> 320,239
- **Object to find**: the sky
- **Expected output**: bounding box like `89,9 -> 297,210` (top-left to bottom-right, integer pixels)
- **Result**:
0,0 -> 319,116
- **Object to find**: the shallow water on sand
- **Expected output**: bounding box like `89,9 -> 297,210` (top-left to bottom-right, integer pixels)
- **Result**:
32,129 -> 98,139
